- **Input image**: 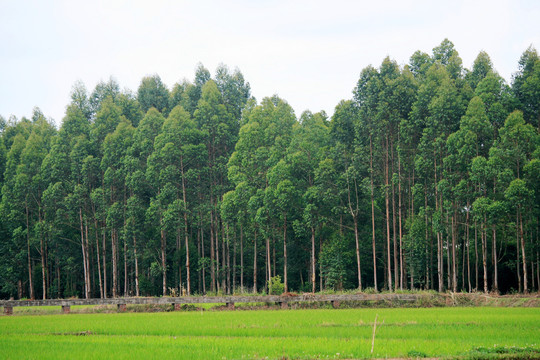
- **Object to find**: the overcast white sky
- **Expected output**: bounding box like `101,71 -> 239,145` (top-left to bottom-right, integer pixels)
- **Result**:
1,0 -> 539,126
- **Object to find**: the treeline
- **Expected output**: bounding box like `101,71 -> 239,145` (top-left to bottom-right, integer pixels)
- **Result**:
0,39 -> 539,300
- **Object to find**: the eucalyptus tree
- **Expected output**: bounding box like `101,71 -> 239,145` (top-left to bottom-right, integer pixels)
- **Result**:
194,80 -> 235,291
170,80 -> 202,118
215,64 -> 252,121
1,112 -> 56,300
125,107 -> 165,296
475,71 -> 511,133
498,110 -> 539,292
165,106 -> 204,294
445,96 -> 492,292
330,99 -> 365,290
228,96 -> 296,292
512,46 -> 540,130
101,118 -> 135,297
352,66 -> 380,290
410,51 -> 468,291
353,57 -> 416,291
466,51 -> 494,90
40,102 -> 90,298
90,77 -> 121,117
524,157 -> 540,291
1,133 -> 31,298
137,75 -> 170,115
266,158 -> 299,293
287,110 -> 330,292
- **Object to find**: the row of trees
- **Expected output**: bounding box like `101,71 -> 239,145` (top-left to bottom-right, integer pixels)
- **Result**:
1,40 -> 539,299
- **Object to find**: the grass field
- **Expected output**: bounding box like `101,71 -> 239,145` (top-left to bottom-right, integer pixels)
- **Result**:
1,307 -> 538,359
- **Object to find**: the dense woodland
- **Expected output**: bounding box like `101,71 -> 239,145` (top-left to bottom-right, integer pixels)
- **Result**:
1,39 -> 539,300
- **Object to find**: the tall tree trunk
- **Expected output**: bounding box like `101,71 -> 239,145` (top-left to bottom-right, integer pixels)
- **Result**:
233,226 -> 237,293
201,226 -> 206,294
519,206 -> 528,293
102,227 -> 107,298
424,185 -> 429,290
210,210 -> 215,292
516,210 -> 522,292
197,222 -> 202,294
385,136 -> 392,291
531,235 -> 535,291
353,216 -> 362,290
391,141 -> 398,291
429,215 -> 434,289
85,220 -> 91,298
133,234 -> 139,297
283,213 -> 288,293
94,219 -> 103,299
311,226 -> 316,293
180,156 -> 191,295
536,246 -> 540,290
215,213 -> 220,292
80,208 -> 89,299
39,210 -> 46,300
123,227 -> 128,296
226,224 -> 231,294
319,237 -> 323,291
437,231 -> 442,292
434,156 -> 443,293
112,228 -> 118,298
240,224 -> 244,292
466,201 -> 471,292
266,236 -> 271,290
398,149 -> 403,290
253,229 -> 257,293
474,219 -> 479,291
482,220 -> 488,294
370,135 -> 378,292
221,222 -> 226,293
492,224 -> 498,293
461,232 -> 466,291
452,205 -> 457,293
161,227 -> 167,296
177,228 -> 182,292
446,220 -> 451,290
273,237 -> 276,278
26,202 -> 35,300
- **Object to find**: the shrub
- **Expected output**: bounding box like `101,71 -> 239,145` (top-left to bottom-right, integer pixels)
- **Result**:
267,275 -> 284,295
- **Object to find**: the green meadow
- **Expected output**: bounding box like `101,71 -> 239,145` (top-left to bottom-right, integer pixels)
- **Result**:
1,307 -> 538,359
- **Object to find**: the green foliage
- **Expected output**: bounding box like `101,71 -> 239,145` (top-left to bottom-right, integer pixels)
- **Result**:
1,44 -> 540,300
137,75 -> 169,114
320,233 -> 351,291
267,275 -> 284,295
0,308 -> 538,359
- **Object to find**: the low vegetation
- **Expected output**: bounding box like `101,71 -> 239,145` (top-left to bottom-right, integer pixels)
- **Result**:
1,307 -> 538,359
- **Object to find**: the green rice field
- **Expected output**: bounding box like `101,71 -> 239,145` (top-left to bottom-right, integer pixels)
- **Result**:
1,307 -> 539,359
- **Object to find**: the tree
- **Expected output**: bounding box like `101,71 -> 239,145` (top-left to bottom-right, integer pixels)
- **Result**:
90,77 -> 120,117
228,96 -> 296,292
513,46 -> 540,130
137,75 -> 170,114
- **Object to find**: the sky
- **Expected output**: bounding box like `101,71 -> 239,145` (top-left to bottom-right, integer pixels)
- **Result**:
1,0 -> 539,126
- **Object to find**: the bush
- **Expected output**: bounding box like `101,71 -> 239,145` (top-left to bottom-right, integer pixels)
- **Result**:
267,275 -> 284,295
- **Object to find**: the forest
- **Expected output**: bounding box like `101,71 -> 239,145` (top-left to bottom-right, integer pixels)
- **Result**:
0,39 -> 539,300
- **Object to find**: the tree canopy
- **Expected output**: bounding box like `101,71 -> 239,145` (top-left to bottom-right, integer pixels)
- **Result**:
1,41 -> 539,300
